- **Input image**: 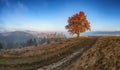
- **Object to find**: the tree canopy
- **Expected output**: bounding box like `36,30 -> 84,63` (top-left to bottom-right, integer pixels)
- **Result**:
65,11 -> 91,38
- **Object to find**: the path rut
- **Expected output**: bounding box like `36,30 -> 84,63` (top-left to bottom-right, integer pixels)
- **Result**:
38,38 -> 98,70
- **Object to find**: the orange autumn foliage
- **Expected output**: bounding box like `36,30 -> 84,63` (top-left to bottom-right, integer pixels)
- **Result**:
65,11 -> 91,38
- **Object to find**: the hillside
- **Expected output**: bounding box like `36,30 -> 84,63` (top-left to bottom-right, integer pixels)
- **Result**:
65,36 -> 120,70
0,36 -> 119,70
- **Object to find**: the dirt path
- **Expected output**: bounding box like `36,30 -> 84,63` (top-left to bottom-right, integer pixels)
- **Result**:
37,48 -> 83,70
37,38 -> 98,70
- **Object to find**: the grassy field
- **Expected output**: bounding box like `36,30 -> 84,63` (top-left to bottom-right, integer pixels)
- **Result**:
65,36 -> 120,70
0,36 -> 119,70
0,37 -> 97,70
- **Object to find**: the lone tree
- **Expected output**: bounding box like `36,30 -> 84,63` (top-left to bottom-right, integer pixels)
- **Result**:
65,11 -> 91,38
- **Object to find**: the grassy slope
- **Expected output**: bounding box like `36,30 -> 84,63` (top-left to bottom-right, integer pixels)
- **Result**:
65,36 -> 120,70
0,37 -> 97,70
0,36 -> 119,70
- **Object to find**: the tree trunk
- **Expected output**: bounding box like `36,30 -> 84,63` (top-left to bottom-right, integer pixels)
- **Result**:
77,31 -> 80,38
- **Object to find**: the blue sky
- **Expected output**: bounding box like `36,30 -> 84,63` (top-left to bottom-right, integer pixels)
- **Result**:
0,0 -> 120,32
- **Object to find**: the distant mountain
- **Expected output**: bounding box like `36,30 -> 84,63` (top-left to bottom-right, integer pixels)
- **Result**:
0,31 -> 67,49
0,31 -> 37,49
0,31 -> 35,42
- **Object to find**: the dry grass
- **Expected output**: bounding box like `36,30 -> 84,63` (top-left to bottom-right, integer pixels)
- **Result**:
0,37 -> 97,70
66,36 -> 120,70
1,36 -> 119,70
0,39 -> 73,57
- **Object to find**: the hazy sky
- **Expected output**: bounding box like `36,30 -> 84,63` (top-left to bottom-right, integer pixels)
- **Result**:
0,0 -> 120,32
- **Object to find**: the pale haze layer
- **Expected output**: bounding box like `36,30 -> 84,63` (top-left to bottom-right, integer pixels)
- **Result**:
0,0 -> 120,32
